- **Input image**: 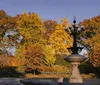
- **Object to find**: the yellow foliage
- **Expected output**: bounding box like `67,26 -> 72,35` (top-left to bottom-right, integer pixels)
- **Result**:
43,45 -> 56,66
48,18 -> 73,55
16,12 -> 46,44
15,45 -> 26,67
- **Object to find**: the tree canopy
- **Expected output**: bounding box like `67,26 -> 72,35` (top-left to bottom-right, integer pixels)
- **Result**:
79,15 -> 100,67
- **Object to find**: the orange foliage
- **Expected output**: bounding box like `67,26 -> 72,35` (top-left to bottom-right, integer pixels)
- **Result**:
24,44 -> 44,71
79,15 -> 100,67
0,54 -> 9,67
88,34 -> 100,67
8,57 -> 19,67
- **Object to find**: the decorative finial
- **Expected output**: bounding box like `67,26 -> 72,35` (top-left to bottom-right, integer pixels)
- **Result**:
73,16 -> 76,24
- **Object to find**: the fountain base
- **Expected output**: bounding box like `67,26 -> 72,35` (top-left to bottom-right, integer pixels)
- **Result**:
69,62 -> 83,83
69,77 -> 83,83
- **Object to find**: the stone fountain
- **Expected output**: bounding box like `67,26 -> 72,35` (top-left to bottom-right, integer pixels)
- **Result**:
64,16 -> 87,83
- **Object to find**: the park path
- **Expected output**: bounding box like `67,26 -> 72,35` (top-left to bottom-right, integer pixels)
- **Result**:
0,78 -> 100,85
0,78 -> 24,85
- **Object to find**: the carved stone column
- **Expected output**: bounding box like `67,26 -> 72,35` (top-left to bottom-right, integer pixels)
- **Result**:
69,62 -> 83,83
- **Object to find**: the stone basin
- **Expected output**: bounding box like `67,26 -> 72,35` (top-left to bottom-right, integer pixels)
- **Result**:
64,54 -> 87,63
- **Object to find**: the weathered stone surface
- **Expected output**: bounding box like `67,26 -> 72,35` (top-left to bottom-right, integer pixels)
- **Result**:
64,54 -> 86,63
69,62 -> 83,83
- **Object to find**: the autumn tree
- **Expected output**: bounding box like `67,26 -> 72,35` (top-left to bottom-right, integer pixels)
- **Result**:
16,12 -> 46,44
79,15 -> 100,38
88,34 -> 100,67
0,10 -> 17,38
16,12 -> 46,71
0,10 -> 19,57
0,10 -> 7,38
16,43 -> 44,72
48,18 -> 73,55
79,15 -> 100,67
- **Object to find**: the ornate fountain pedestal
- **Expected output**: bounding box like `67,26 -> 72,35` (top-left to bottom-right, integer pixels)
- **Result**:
64,54 -> 87,83
69,62 -> 83,83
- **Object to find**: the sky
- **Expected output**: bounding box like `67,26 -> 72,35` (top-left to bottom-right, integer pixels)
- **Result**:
0,0 -> 100,23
